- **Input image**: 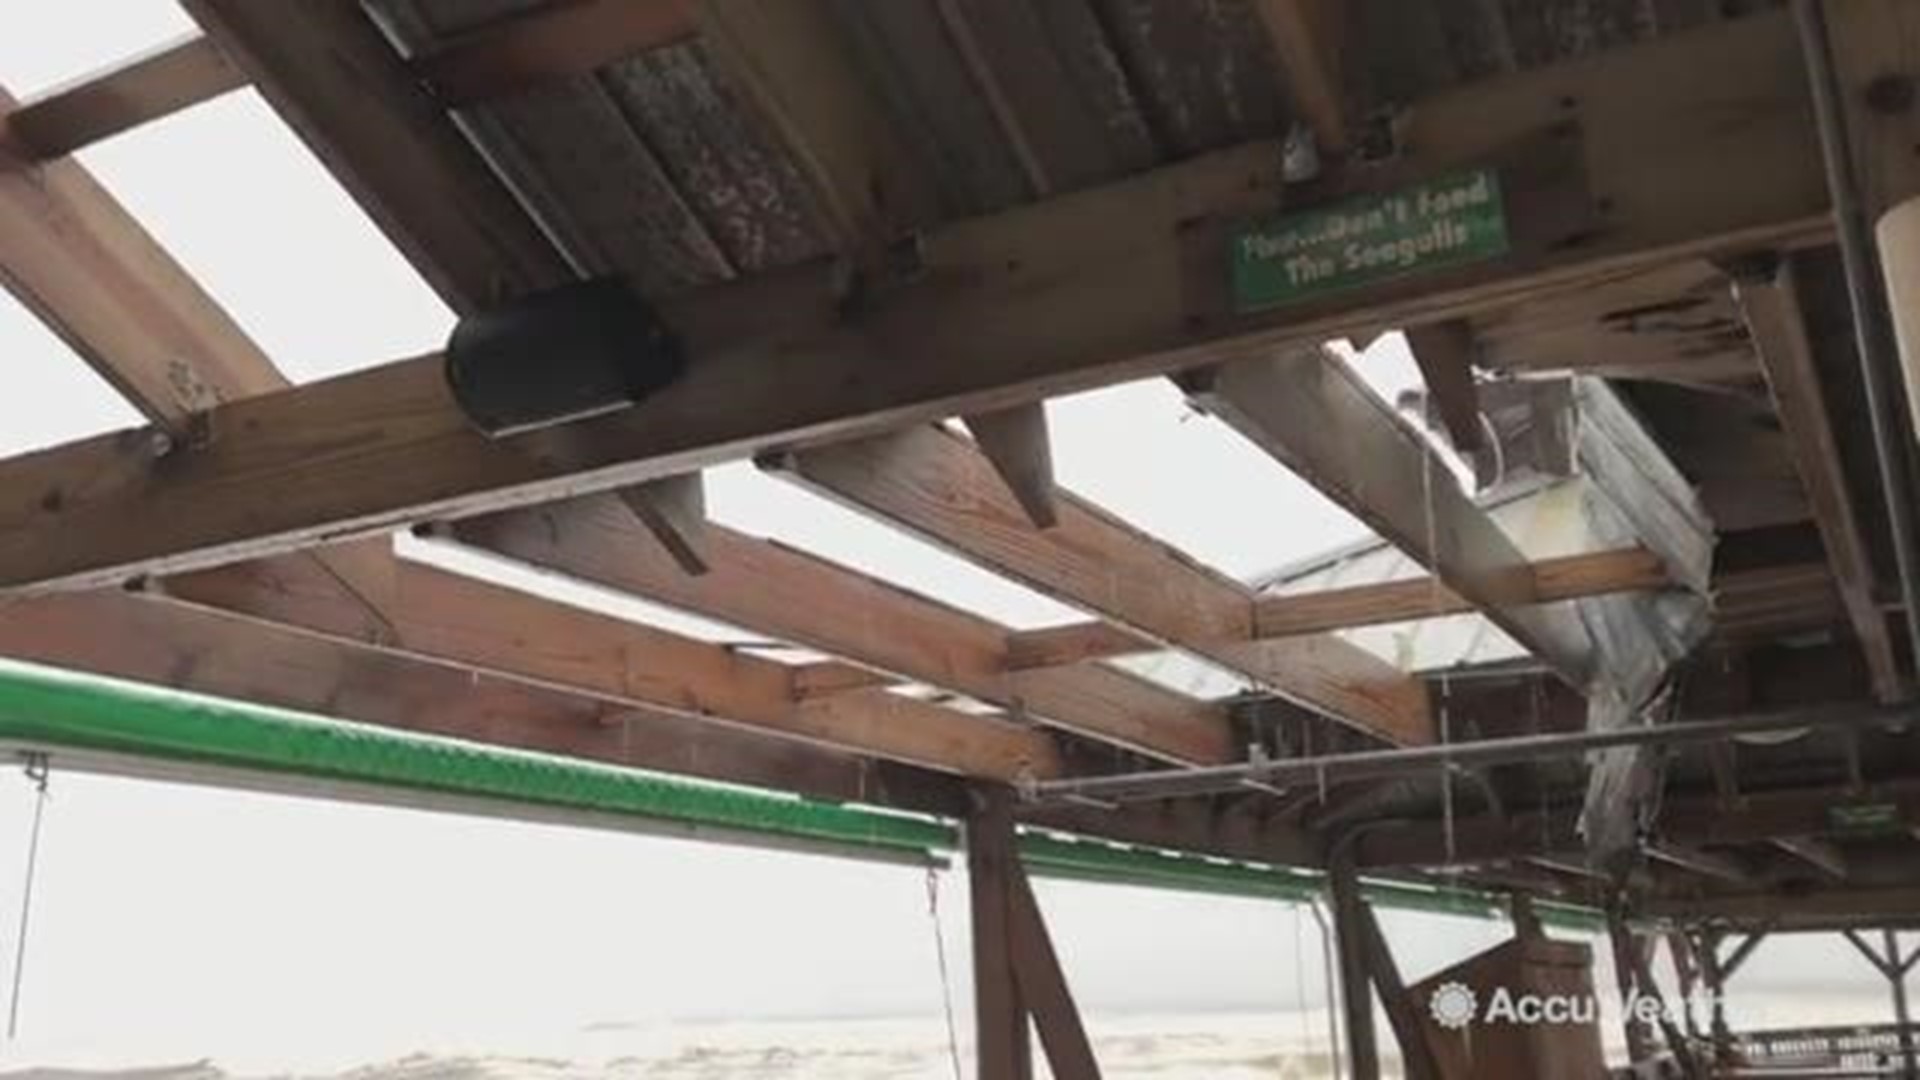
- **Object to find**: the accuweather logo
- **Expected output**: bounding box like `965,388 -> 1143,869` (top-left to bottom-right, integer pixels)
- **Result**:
1428,984 -> 1684,1028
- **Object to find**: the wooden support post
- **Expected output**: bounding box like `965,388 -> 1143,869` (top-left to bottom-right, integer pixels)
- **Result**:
1889,929 -> 1917,1079
967,791 -> 1032,1080
1328,850 -> 1380,1080
1006,862 -> 1101,1080
1669,932 -> 1702,1043
1606,909 -> 1657,1066
1698,931 -> 1734,1066
1356,900 -> 1441,1080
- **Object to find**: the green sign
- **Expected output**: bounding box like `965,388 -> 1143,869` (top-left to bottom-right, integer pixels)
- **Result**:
1231,168 -> 1511,312
1829,802 -> 1903,836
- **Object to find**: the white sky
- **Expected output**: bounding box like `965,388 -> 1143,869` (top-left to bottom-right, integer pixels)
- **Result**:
0,2 -> 1898,1071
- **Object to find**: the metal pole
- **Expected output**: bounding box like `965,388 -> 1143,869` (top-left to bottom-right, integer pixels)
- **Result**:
1792,0 -> 1920,687
1031,703 -> 1916,805
1888,929 -> 1917,1078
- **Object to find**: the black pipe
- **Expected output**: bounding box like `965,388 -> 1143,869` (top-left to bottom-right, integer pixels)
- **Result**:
1793,0 -> 1920,693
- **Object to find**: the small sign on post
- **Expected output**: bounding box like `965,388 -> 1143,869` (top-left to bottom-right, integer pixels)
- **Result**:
1231,168 -> 1512,313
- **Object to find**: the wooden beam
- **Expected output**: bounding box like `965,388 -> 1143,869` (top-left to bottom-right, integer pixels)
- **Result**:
6,35 -> 245,159
180,0 -> 569,312
773,425 -> 1432,745
1403,320 -> 1484,453
0,89 -> 405,641
0,588 -> 962,813
154,553 -> 1059,780
1646,842 -> 1753,885
1731,255 -> 1902,701
618,472 -> 710,576
962,404 -> 1058,529
1774,835 -> 1849,879
0,9 -> 1831,595
1356,901 -> 1442,1080
1182,347 -> 1595,689
1006,855 -> 1102,1079
968,791 -> 1033,1080
695,0 -> 941,254
1003,548 -> 1672,669
413,0 -> 697,107
448,497 -> 1237,765
1328,850 -> 1382,1080
1254,0 -> 1350,159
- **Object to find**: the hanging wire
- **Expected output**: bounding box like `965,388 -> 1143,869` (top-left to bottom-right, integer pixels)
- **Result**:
8,753 -> 51,1042
924,866 -> 964,1080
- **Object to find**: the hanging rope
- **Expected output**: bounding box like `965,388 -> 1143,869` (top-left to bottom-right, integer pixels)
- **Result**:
924,866 -> 964,1080
8,753 -> 51,1042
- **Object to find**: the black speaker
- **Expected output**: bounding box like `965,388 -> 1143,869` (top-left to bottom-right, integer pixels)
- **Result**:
444,277 -> 685,438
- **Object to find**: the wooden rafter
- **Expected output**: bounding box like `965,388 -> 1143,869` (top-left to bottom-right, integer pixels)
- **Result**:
155,553 -> 1060,780
772,425 -> 1433,746
1403,320 -> 1484,453
1732,255 -> 1902,701
1181,347 -> 1596,691
0,589 -> 961,814
6,35 -> 245,160
1005,547 -> 1673,670
448,498 -> 1236,766
413,0 -> 698,107
180,0 -> 569,312
0,7 -> 1831,597
618,472 -> 711,576
1254,0 -> 1349,159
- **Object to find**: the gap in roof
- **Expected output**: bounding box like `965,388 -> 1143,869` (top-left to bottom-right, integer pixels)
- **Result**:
75,90 -> 454,382
0,1 -> 191,97
1046,376 -> 1375,583
705,462 -> 1085,630
0,291 -> 142,456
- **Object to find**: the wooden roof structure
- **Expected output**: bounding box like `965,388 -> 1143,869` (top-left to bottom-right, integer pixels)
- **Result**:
7,1 -> 1920,1049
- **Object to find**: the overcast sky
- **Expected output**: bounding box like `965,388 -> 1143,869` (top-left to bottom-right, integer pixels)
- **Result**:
0,2 -> 1898,1072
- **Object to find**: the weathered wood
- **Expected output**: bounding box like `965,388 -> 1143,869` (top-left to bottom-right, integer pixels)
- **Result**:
1356,901 -> 1442,1080
969,791 -> 1034,1080
158,552 -> 1060,779
697,0 -> 941,253
0,9 -> 1831,595
1403,320 -> 1484,453
1006,853 -> 1101,1079
1731,256 -> 1900,700
1002,547 -> 1671,668
7,35 -> 245,159
774,425 -> 1432,745
0,588 -> 963,813
180,0 -> 569,312
1774,835 -> 1849,879
413,0 -> 697,106
1328,850 -> 1381,1080
1184,346 -> 1594,689
618,472 -> 710,576
1646,842 -> 1753,885
1254,0 -> 1349,158
450,498 -> 1236,765
963,404 -> 1058,529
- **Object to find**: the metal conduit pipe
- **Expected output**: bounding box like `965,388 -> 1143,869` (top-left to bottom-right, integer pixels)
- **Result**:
1793,0 -> 1920,692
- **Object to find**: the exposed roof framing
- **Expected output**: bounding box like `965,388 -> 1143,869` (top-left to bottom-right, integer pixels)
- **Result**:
5,34 -> 245,160
0,8 -> 1834,597
4,0 -> 1918,916
772,425 -> 1432,746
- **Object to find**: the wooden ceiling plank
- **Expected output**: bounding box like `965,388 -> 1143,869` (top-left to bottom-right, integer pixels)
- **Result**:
180,0 -> 570,312
155,551 -> 1059,781
414,0 -> 699,107
1253,0 -> 1349,159
447,496 -> 1236,766
0,588 -> 962,813
1181,346 -> 1596,691
0,8 -> 1832,594
695,0 -> 941,255
1731,256 -> 1903,701
1403,319 -> 1485,453
772,425 -> 1433,746
7,35 -> 246,160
